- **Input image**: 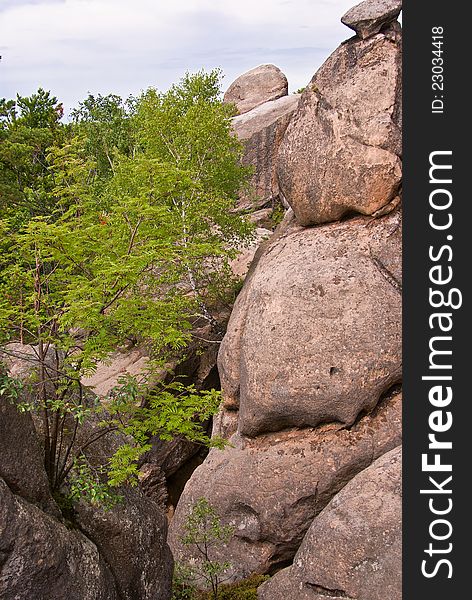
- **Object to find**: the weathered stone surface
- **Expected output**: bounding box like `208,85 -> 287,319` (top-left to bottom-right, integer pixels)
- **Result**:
232,95 -> 300,209
75,487 -> 173,600
218,210 -> 402,438
0,390 -> 58,516
169,390 -> 401,579
248,208 -> 274,228
230,228 -> 272,278
224,65 -> 288,115
258,446 -> 402,600
277,25 -> 402,226
0,478 -> 117,600
342,0 -> 402,40
0,356 -> 174,600
233,96 -> 299,142
82,348 -> 149,397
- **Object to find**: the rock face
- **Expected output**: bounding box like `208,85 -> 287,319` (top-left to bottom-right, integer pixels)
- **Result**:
75,488 -> 173,600
342,0 -> 402,40
169,391 -> 401,578
0,391 -> 59,517
219,210 -> 402,438
277,23 -> 402,226
258,446 -> 402,600
169,4 -> 403,587
0,367 -> 173,600
0,478 -> 118,600
232,95 -> 300,210
82,348 -> 149,397
224,65 -> 288,115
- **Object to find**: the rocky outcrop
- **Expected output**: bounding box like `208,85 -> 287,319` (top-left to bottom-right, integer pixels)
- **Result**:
342,0 -> 402,40
74,488 -> 173,600
218,210 -> 402,438
169,2 -> 403,587
0,390 -> 59,517
224,65 -> 288,115
277,21 -> 402,225
0,460 -> 173,600
258,446 -> 402,600
0,363 -> 173,600
2,3 -> 403,597
169,390 -> 401,579
0,478 -> 118,600
232,95 -> 300,211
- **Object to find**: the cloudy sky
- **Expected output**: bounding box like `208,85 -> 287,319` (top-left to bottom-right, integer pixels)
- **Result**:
1,0 -> 357,116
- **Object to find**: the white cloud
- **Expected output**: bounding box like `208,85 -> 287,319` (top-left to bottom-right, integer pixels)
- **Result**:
0,0 -> 357,114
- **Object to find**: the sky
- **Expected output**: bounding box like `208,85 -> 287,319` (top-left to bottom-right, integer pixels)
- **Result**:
1,0 -> 357,117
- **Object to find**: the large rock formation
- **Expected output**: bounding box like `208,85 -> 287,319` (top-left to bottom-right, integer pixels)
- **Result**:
0,478 -> 118,600
169,390 -> 401,578
342,0 -> 402,40
169,2 -> 403,589
277,16 -> 402,225
258,446 -> 402,600
2,3 -> 403,597
219,210 -> 402,438
224,64 -> 288,115
169,208 -> 402,577
0,371 -> 173,600
232,95 -> 300,210
74,488 -> 173,600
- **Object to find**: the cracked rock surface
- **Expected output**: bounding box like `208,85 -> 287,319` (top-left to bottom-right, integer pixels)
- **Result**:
169,384 -> 401,579
258,446 -> 402,600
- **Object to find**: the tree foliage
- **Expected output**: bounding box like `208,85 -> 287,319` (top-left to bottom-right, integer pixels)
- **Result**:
177,498 -> 235,600
0,88 -> 66,223
0,70 -> 252,502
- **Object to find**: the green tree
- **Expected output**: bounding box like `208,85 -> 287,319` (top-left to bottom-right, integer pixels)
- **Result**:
0,88 -> 66,223
134,70 -> 253,325
14,88 -> 63,129
178,498 -> 235,600
71,93 -> 136,179
0,70 -> 252,499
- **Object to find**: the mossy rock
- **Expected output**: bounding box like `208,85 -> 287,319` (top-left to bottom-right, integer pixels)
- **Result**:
174,575 -> 270,600
214,575 -> 270,599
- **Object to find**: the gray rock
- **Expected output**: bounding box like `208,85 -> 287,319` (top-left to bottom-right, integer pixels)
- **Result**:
342,0 -> 402,40
258,446 -> 402,600
219,210 -> 402,438
74,487 -> 173,600
0,390 -> 59,517
232,95 -> 300,210
224,65 -> 288,115
277,25 -> 402,226
0,478 -> 117,600
0,359 -> 174,600
169,391 -> 401,580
